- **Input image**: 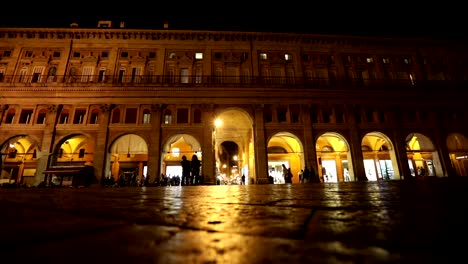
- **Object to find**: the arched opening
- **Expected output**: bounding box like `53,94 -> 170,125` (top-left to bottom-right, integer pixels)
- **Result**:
213,109 -> 254,184
48,134 -> 95,187
406,133 -> 444,177
0,135 -> 40,186
217,141 -> 241,185
446,133 -> 468,176
316,132 -> 352,182
267,132 -> 304,184
160,134 -> 202,186
361,132 -> 400,181
109,134 -> 148,186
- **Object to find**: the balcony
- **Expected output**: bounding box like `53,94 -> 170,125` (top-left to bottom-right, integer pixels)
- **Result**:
0,74 -> 466,91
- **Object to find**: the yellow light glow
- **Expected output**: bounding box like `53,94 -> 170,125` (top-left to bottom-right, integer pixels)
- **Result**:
214,118 -> 223,127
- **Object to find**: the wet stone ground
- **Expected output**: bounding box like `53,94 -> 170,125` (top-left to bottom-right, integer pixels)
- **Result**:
1,177 -> 467,263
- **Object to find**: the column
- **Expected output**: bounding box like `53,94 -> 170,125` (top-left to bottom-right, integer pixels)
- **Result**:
346,104 -> 367,181
146,104 -> 162,184
201,104 -> 215,184
35,104 -> 60,186
302,104 -> 318,173
93,104 -> 112,186
254,104 -> 269,184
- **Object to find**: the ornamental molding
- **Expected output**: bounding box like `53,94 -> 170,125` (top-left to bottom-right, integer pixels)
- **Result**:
0,28 -> 453,49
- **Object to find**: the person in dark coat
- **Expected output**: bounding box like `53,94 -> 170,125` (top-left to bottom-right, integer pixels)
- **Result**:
181,155 -> 191,186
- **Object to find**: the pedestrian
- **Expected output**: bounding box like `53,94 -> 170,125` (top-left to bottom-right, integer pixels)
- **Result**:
181,155 -> 191,185
191,154 -> 201,185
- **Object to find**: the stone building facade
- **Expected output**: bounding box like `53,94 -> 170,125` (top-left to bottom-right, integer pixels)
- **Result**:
1,21 -> 468,186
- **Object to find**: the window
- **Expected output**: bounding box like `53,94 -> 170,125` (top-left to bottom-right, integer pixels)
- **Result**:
125,108 -> 137,124
168,52 -> 176,59
164,109 -> 172,124
90,109 -> 99,124
180,68 -> 189,83
285,53 -> 292,61
111,109 -> 120,124
53,51 -> 61,57
25,51 -> 33,57
382,58 -> 390,64
193,109 -> 202,123
31,66 -> 44,83
73,52 -> 80,58
277,107 -> 287,122
366,57 -> 374,63
195,52 -> 203,60
81,66 -> 94,82
214,52 -> 222,59
302,54 -> 310,61
59,110 -> 69,124
118,68 -> 125,83
143,109 -> 151,124
101,51 -> 109,58
6,109 -> 16,123
260,53 -> 267,60
73,109 -> 86,124
149,52 -> 156,59
3,50 -> 11,57
98,69 -> 106,82
36,109 -> 47,124
177,108 -> 189,124
121,52 -> 128,58
19,109 -> 33,124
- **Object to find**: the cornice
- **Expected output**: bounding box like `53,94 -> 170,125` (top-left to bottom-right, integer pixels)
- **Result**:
0,27 -> 456,49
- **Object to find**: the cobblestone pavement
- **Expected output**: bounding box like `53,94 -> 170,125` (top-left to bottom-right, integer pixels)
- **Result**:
1,178 -> 467,263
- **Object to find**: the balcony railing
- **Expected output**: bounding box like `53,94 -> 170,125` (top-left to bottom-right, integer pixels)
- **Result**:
0,74 -> 466,90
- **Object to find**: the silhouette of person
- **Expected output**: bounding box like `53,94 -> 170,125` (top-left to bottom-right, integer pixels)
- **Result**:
181,155 -> 191,186
191,154 -> 201,185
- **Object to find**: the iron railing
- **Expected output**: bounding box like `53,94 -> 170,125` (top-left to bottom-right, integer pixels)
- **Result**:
0,74 -> 466,90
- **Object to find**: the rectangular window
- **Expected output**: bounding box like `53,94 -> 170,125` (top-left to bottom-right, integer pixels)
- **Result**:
90,112 -> 99,124
73,109 -> 87,124
180,68 -> 189,83
19,109 -> 33,124
195,52 -> 203,60
143,113 -> 151,124
285,54 -> 292,61
260,53 -> 267,60
277,107 -> 287,122
125,108 -> 138,124
177,108 -> 189,124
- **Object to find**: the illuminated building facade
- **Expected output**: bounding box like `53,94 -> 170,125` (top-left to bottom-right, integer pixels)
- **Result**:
0,21 -> 467,186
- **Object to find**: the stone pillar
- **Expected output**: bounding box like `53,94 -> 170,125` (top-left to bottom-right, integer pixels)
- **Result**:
346,105 -> 367,181
254,104 -> 269,184
147,104 -> 162,184
393,130 -> 412,180
91,104 -> 113,186
302,104 -> 318,172
35,104 -> 60,186
434,130 -> 454,177
201,104 -> 215,184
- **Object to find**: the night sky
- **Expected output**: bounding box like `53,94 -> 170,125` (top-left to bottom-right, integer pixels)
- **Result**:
0,2 -> 466,40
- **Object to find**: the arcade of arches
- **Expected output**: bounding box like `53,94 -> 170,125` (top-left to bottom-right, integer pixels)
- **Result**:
2,112 -> 468,186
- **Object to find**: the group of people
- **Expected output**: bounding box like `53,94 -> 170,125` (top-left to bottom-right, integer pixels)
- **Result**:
181,154 -> 202,186
298,166 -> 320,183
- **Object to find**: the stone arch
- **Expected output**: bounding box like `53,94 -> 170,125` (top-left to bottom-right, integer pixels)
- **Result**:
316,132 -> 352,182
361,131 -> 401,181
406,132 -> 444,177
214,108 -> 254,184
160,133 -> 202,185
267,132 -> 304,184
447,133 -> 468,176
0,135 -> 41,186
109,133 -> 148,186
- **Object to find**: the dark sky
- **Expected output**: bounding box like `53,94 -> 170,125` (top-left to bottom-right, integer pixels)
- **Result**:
0,2 -> 466,40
